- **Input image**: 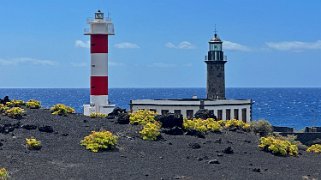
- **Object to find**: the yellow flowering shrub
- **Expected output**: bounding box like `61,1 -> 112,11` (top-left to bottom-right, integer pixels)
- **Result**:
90,112 -> 107,118
6,100 -> 25,107
129,110 -> 157,125
0,104 -> 9,113
259,136 -> 298,156
217,120 -> 226,126
306,144 -> 321,153
80,130 -> 118,152
139,122 -> 161,141
50,104 -> 75,116
183,118 -> 221,132
5,107 -> 25,119
26,99 -> 41,109
0,168 -> 9,180
225,119 -> 251,131
26,137 -> 42,150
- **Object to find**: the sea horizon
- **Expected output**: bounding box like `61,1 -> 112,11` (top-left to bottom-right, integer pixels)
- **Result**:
1,88 -> 321,130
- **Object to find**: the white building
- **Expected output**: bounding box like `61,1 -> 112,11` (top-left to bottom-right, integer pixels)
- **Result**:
130,98 -> 252,123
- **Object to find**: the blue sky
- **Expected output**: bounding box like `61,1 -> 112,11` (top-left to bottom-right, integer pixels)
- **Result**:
0,0 -> 320,88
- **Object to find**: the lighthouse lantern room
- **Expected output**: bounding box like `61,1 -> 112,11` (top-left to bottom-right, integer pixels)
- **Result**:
84,10 -> 115,116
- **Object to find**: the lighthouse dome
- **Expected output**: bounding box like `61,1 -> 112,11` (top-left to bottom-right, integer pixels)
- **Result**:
209,34 -> 222,42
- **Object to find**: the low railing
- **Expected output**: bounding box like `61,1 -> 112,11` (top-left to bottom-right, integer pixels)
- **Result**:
87,17 -> 112,23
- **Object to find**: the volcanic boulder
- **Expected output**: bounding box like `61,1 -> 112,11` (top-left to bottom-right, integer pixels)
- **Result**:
108,107 -> 127,119
116,113 -> 130,124
194,109 -> 217,120
161,126 -> 184,135
38,126 -> 54,133
0,96 -> 10,105
21,124 -> 38,130
155,113 -> 183,128
189,143 -> 201,149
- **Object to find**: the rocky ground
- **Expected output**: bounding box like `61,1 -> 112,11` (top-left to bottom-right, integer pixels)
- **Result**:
1,109 -> 321,180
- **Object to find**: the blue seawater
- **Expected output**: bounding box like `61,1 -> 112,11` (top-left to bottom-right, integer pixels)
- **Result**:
0,88 -> 321,130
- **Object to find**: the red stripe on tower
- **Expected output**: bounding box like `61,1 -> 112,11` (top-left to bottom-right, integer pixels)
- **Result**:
90,76 -> 108,95
91,35 -> 108,53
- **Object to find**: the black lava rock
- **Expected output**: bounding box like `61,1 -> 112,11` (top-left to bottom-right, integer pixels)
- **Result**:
0,142 -> 3,147
108,107 -> 127,119
185,130 -> 206,139
116,113 -> 130,124
39,126 -> 54,133
189,143 -> 201,149
155,113 -> 183,128
21,124 -> 38,130
161,126 -> 184,135
208,159 -> 220,164
252,168 -> 261,173
223,146 -> 234,154
194,109 -> 217,120
0,96 -> 10,105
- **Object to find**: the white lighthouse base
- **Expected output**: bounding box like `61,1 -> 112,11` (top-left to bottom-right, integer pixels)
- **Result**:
83,104 -> 116,116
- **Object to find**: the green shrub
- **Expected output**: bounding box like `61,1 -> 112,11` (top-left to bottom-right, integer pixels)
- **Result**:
259,136 -> 298,156
26,99 -> 41,109
251,120 -> 273,136
0,104 -> 9,113
183,118 -> 221,133
6,100 -> 25,107
5,107 -> 25,119
140,122 -> 161,141
90,112 -> 107,118
26,137 -> 42,150
306,144 -> 321,153
50,104 -> 75,116
129,110 -> 157,125
80,130 -> 118,152
0,168 -> 8,180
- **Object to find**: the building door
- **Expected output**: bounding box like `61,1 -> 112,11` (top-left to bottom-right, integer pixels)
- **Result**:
217,110 -> 223,120
234,109 -> 239,120
226,109 -> 231,120
242,108 -> 247,122
186,110 -> 194,119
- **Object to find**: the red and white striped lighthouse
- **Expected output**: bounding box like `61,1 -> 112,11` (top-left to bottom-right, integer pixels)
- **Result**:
84,10 -> 115,116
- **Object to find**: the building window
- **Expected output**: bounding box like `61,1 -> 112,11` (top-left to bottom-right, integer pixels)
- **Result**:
217,110 -> 223,120
242,108 -> 247,122
226,109 -> 231,120
174,110 -> 181,115
161,110 -> 169,115
186,110 -> 194,119
234,109 -> 239,120
150,109 -> 157,113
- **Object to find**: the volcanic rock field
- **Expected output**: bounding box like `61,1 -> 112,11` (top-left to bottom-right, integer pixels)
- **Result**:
1,109 -> 321,180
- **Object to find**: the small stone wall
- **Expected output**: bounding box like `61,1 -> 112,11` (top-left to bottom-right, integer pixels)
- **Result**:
272,126 -> 294,133
279,132 -> 321,146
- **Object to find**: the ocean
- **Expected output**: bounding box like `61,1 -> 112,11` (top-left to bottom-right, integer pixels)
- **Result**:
1,88 -> 320,130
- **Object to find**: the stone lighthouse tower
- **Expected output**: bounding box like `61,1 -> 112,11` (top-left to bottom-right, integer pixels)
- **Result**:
84,10 -> 115,116
205,32 -> 227,100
